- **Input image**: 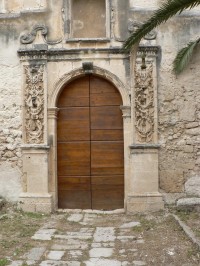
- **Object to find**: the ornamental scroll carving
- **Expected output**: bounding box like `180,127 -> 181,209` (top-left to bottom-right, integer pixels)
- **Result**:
135,62 -> 154,143
24,65 -> 44,144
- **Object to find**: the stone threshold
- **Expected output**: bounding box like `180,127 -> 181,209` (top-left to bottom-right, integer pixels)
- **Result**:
57,208 -> 125,214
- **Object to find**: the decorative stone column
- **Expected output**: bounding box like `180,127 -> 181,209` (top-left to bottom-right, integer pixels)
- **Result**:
47,107 -> 59,210
120,105 -> 131,208
127,46 -> 164,213
18,50 -> 53,213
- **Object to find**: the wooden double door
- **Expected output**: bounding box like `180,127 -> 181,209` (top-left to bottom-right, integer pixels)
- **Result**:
57,75 -> 124,210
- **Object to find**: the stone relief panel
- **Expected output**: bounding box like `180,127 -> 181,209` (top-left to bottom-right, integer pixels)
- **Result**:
134,60 -> 154,143
24,64 -> 45,144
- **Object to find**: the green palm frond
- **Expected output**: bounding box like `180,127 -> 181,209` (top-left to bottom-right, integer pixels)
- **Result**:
123,0 -> 200,52
173,38 -> 200,74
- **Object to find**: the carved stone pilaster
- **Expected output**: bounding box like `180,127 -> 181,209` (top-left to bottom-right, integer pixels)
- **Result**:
134,63 -> 154,143
24,64 -> 45,144
132,46 -> 159,144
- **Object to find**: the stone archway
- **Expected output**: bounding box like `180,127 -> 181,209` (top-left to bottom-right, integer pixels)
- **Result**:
47,67 -> 131,211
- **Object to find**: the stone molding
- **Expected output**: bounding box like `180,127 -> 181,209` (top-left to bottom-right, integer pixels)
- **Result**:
120,105 -> 131,118
48,108 -> 59,120
21,145 -> 50,150
50,66 -> 130,107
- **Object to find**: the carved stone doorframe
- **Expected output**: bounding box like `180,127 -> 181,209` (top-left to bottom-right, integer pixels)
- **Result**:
48,67 -> 131,211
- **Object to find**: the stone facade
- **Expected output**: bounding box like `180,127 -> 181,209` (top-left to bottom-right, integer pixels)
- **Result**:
0,0 -> 199,212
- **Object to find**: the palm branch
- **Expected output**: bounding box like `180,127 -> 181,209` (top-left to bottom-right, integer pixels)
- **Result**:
173,38 -> 200,74
123,0 -> 200,52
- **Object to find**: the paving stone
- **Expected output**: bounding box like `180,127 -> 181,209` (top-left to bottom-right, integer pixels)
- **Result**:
25,247 -> 46,261
120,222 -> 141,228
47,251 -> 65,260
84,258 -> 121,266
69,250 -> 83,258
9,261 -> 23,266
133,261 -> 146,266
119,249 -> 126,254
54,233 -> 92,240
40,261 -> 80,266
117,236 -> 137,240
122,262 -> 132,266
82,213 -> 97,223
136,239 -> 145,244
32,234 -> 52,240
67,213 -> 83,222
94,227 -> 115,242
89,248 -> 113,258
52,238 -> 89,250
32,229 -> 56,241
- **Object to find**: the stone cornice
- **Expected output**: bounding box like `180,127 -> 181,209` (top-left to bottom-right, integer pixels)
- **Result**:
18,46 -> 160,61
130,144 -> 161,149
17,47 -> 131,61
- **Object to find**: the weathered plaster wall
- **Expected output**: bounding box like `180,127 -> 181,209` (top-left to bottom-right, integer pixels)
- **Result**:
0,31 -> 22,201
158,20 -> 200,193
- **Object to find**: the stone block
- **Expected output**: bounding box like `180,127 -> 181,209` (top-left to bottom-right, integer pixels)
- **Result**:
160,170 -> 184,193
185,176 -> 200,197
184,145 -> 194,153
185,122 -> 199,129
25,247 -> 46,261
186,127 -> 200,136
177,197 -> 200,211
126,193 -> 164,214
179,101 -> 196,122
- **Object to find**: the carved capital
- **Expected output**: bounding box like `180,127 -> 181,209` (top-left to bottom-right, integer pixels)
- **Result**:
120,105 -> 131,118
48,108 -> 59,120
24,64 -> 45,144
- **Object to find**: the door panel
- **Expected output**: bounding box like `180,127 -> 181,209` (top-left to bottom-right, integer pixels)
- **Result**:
90,76 -> 122,106
57,142 -> 90,176
58,76 -> 89,107
90,106 -> 123,129
91,129 -> 123,141
91,141 -> 124,175
57,108 -> 90,141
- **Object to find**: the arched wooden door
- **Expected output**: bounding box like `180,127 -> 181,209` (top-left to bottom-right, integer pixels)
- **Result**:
57,75 -> 124,210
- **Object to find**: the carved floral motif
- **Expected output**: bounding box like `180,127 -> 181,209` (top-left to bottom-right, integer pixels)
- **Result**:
24,65 -> 44,144
135,62 -> 154,143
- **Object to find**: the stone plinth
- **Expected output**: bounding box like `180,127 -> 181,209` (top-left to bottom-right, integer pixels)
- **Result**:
19,145 -> 53,213
126,144 -> 164,213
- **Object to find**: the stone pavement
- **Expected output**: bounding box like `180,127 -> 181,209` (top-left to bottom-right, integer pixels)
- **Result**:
9,210 -> 147,266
